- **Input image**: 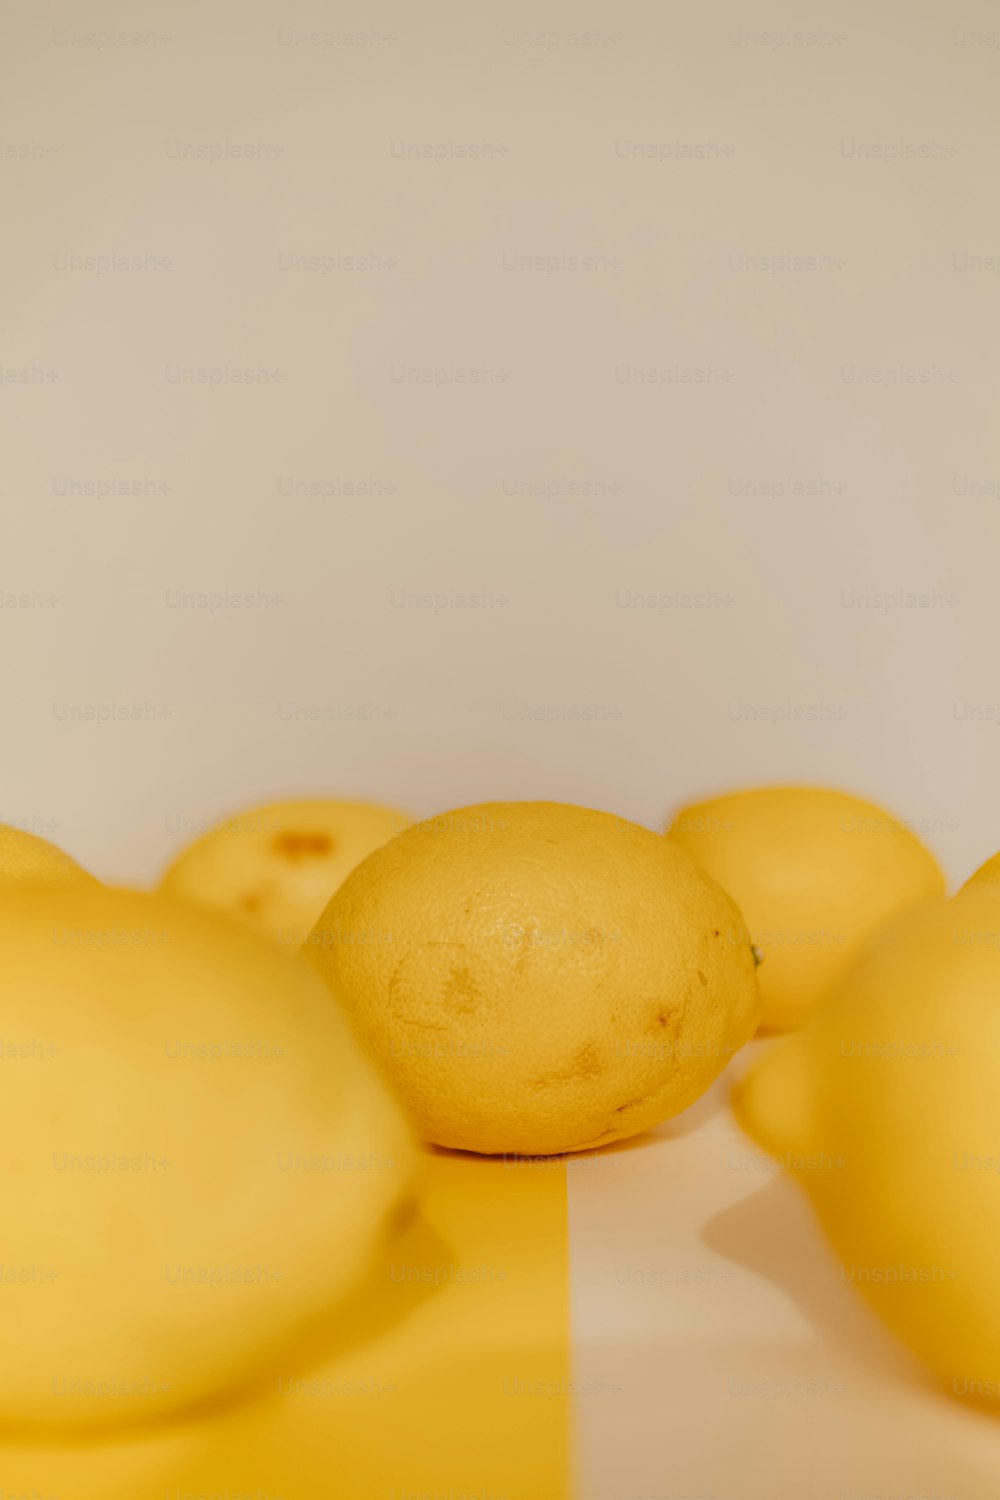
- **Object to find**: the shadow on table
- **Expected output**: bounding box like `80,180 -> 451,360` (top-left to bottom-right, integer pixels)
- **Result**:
700,1171 -> 935,1392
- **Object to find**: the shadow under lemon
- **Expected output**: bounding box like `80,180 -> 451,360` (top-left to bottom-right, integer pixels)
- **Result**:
701,1173 -> 938,1392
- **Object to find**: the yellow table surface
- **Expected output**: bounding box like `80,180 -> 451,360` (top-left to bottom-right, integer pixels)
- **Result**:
0,1148 -> 570,1500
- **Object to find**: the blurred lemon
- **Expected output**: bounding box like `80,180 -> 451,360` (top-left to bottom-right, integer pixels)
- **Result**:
307,801 -> 760,1156
0,823 -> 95,884
734,886 -> 1000,1405
160,797 -> 411,949
0,882 -> 417,1434
960,850 -> 1000,892
666,786 -> 945,1029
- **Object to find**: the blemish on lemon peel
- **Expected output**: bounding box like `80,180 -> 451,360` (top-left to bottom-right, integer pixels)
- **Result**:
530,1043 -> 605,1090
160,798 -> 412,948
613,1093 -> 655,1114
271,830 -> 334,860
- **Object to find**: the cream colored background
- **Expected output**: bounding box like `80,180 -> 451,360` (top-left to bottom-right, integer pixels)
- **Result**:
3,0 -> 1000,1493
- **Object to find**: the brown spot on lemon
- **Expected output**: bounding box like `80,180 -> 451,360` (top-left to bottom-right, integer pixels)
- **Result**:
574,1042 -> 603,1078
443,965 -> 480,1015
271,830 -> 333,861
614,1092 -> 655,1115
388,942 -> 485,1030
531,1042 -> 604,1089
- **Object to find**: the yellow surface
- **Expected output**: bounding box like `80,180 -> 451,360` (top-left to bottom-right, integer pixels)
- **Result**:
160,797 -> 412,949
667,785 -> 945,1030
0,1147 -> 571,1499
308,800 -> 760,1155
733,887 -> 1000,1403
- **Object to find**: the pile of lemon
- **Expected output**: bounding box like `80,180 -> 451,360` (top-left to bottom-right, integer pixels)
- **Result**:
1,782 -> 997,1431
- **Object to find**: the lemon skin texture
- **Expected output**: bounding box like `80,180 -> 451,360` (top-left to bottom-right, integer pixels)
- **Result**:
307,801 -> 760,1156
666,785 -> 945,1030
0,882 -> 417,1434
160,797 -> 412,950
0,824 -> 95,884
734,887 -> 1000,1405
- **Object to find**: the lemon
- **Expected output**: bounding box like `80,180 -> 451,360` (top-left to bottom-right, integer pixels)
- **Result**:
0,824 -> 95,884
960,851 -> 1000,892
160,797 -> 412,949
666,785 -> 945,1029
307,801 -> 760,1156
734,886 -> 1000,1404
0,881 -> 417,1434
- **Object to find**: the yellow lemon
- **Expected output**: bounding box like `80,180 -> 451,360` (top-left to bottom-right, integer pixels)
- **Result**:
0,824 -> 95,884
960,850 -> 1000,892
734,886 -> 1000,1405
160,797 -> 412,949
307,801 -> 760,1156
0,882 -> 417,1434
666,785 -> 945,1030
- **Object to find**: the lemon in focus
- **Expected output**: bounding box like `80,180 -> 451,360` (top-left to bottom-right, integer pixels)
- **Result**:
734,886 -> 1000,1404
666,785 -> 945,1029
0,823 -> 95,884
160,797 -> 412,949
307,801 -> 760,1156
0,882 -> 417,1434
